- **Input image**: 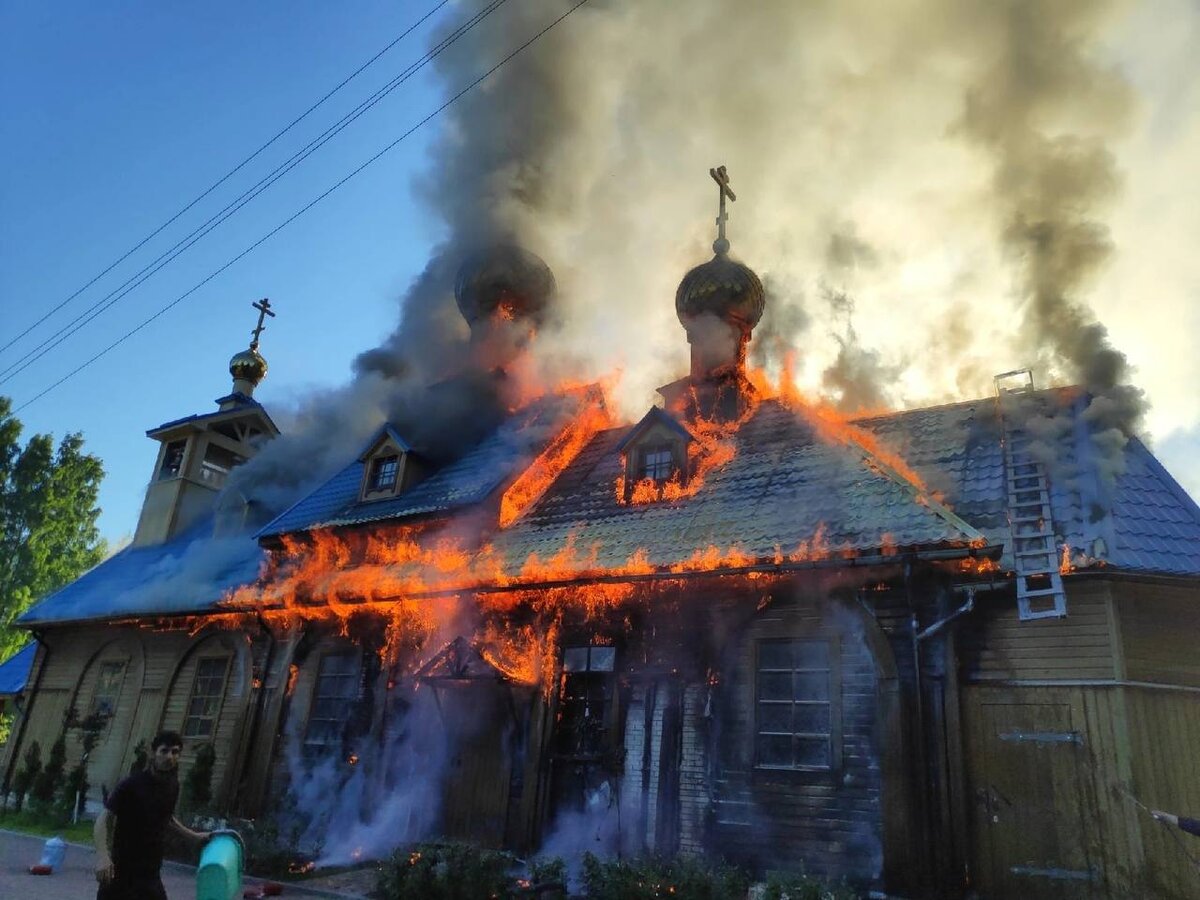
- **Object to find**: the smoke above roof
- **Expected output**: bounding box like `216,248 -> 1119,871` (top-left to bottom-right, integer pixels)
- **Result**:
229,0 -> 1163,521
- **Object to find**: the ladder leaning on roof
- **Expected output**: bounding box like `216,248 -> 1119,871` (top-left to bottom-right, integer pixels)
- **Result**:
994,369 -> 1068,620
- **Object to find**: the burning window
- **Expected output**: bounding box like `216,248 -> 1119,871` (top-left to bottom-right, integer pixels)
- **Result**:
91,661 -> 126,719
755,639 -> 835,770
556,645 -> 616,757
304,651 -> 360,756
640,447 -> 675,482
183,656 -> 229,739
369,455 -> 400,492
159,440 -> 186,480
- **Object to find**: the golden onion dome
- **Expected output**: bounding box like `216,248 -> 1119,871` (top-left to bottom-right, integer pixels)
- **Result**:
675,244 -> 765,336
229,347 -> 268,386
454,245 -> 556,326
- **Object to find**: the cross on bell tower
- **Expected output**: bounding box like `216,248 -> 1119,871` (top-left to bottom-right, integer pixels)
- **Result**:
249,297 -> 275,351
710,165 -> 737,256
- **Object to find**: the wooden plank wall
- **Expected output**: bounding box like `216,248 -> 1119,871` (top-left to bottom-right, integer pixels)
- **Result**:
962,679 -> 1200,898
2,624 -> 257,814
711,597 -> 884,882
1123,687 -> 1200,898
157,631 -> 253,811
959,581 -> 1116,682
1115,581 -> 1200,688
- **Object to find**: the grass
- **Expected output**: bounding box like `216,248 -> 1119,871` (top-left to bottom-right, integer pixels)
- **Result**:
0,809 -> 96,844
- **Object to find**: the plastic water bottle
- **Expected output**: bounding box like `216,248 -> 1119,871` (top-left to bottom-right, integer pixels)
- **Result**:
39,836 -> 67,872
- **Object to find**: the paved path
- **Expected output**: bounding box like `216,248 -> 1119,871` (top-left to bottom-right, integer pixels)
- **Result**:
0,829 -> 366,899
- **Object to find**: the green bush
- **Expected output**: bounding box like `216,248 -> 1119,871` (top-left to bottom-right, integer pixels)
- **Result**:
761,869 -> 862,900
10,740 -> 42,813
376,842 -> 522,900
59,761 -> 89,822
581,852 -> 750,900
182,742 -> 217,814
30,734 -> 65,813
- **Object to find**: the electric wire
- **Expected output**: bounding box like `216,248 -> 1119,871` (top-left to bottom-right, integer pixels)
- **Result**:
0,0 -> 448,362
14,0 -> 592,413
0,0 -> 506,387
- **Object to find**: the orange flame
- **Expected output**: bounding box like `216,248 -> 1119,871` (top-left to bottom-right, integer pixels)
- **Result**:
500,396 -> 612,527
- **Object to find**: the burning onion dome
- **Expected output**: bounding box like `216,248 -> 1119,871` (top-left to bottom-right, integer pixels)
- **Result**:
228,298 -> 274,398
454,244 -> 556,330
675,166 -> 764,382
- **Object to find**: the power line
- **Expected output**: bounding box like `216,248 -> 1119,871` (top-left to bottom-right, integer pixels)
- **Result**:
0,0 -> 507,387
15,0 -> 593,414
0,0 -> 448,362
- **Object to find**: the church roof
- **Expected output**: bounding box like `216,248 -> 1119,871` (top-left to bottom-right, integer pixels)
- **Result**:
257,390 -> 596,538
0,643 -> 37,696
16,386 -> 1200,627
17,524 -> 264,627
147,394 -> 277,437
489,398 -> 985,571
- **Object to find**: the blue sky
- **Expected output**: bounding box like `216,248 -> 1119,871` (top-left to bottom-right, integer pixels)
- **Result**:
1,2 -> 453,545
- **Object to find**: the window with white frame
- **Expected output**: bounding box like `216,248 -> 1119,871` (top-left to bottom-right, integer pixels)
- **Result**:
183,657 -> 229,739
91,661 -> 126,719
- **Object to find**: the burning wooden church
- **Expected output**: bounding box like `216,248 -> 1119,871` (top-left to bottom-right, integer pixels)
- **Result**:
3,173 -> 1199,899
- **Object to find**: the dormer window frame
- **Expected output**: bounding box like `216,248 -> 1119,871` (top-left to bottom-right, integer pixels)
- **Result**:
357,425 -> 414,503
617,408 -> 694,504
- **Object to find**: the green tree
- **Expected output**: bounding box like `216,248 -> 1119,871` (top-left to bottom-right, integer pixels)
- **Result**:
0,396 -> 106,656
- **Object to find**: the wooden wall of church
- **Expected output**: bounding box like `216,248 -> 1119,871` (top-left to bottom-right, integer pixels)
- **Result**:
959,580 -> 1117,681
709,596 -> 886,883
158,631 -> 253,810
959,576 -> 1200,900
2,623 -> 256,814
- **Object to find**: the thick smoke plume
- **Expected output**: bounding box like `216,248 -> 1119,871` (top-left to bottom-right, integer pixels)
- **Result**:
223,0 -> 1158,523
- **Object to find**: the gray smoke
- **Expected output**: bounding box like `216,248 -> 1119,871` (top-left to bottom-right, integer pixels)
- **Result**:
956,0 -> 1147,482
821,288 -> 903,413
216,0 -> 1167,552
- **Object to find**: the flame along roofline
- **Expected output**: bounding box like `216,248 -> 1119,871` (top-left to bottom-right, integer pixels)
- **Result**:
220,538 -> 1003,615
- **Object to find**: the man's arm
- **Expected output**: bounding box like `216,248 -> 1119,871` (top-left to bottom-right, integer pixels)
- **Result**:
170,816 -> 212,849
94,808 -> 116,883
1151,810 -> 1200,836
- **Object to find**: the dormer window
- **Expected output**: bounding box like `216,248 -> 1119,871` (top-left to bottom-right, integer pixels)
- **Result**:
357,424 -> 419,502
615,408 -> 694,504
370,455 -> 399,491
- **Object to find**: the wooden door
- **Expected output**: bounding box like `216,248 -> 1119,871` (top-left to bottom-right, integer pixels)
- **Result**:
968,701 -> 1099,899
437,685 -> 513,848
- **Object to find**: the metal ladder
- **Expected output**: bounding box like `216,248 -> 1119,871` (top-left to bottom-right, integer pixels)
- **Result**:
995,370 -> 1067,620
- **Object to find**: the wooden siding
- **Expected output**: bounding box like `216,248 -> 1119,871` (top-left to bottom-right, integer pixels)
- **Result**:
1114,580 -> 1200,688
963,682 -> 1200,900
1123,686 -> 1200,899
960,582 -> 1117,682
159,631 -> 252,810
712,598 -> 885,882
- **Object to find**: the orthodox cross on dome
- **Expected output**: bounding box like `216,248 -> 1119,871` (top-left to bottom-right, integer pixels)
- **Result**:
710,165 -> 737,255
249,298 -> 275,351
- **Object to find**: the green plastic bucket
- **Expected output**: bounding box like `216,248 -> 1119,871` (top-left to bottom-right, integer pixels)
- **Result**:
196,830 -> 243,900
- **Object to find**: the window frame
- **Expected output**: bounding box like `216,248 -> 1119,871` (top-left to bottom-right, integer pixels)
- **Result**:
303,650 -> 361,757
182,655 -> 231,740
370,454 -> 400,491
753,636 -> 842,773
90,660 -> 127,720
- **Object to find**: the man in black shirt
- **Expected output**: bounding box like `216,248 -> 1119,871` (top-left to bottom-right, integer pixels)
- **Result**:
1152,808 -> 1200,837
94,730 -> 211,900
